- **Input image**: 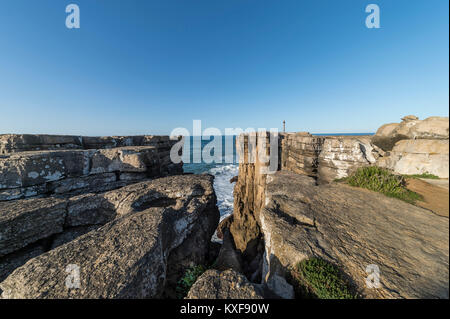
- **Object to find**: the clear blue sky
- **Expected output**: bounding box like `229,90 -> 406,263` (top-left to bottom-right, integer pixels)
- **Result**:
0,0 -> 448,135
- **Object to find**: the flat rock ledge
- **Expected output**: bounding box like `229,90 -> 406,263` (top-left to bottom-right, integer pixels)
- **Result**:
0,174 -> 219,299
260,171 -> 449,299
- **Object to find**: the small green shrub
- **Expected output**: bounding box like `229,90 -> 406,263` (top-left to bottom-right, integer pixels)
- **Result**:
176,265 -> 206,299
292,258 -> 355,299
403,173 -> 440,180
342,166 -> 423,204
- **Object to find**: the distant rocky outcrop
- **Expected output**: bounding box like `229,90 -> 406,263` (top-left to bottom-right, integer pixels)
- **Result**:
0,134 -> 175,154
374,116 -> 449,178
0,175 -> 219,298
372,116 -> 449,151
0,135 -> 182,201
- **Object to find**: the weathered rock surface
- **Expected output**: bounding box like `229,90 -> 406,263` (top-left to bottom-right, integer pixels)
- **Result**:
317,136 -> 383,182
280,133 -> 383,183
186,269 -> 264,299
260,171 -> 449,299
231,132 -> 383,277
231,127 -> 449,299
0,197 -> 67,257
0,174 -> 219,299
0,145 -> 182,201
373,116 -> 449,178
377,139 -> 449,178
0,244 -> 45,283
372,116 -> 449,151
0,134 -> 176,154
212,230 -> 243,274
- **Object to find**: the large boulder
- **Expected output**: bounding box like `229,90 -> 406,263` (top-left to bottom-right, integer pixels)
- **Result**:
372,116 -> 449,151
0,175 -> 220,298
186,269 -> 264,299
409,116 -> 449,140
377,139 -> 449,178
260,171 -> 449,299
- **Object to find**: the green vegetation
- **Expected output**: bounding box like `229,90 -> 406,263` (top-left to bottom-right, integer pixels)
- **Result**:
176,265 -> 206,299
339,166 -> 423,204
291,258 -> 355,299
403,172 -> 440,180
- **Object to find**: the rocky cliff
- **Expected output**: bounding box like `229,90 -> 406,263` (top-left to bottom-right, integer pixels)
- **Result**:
226,118 -> 449,299
1,175 -> 219,298
281,133 -> 384,182
261,171 -> 448,298
0,135 -> 182,201
0,135 -> 220,298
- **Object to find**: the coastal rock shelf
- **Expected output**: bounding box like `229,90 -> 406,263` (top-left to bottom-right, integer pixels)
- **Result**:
261,171 -> 448,298
226,116 -> 449,299
0,134 -> 175,154
0,175 -> 220,298
0,134 -> 221,298
0,135 -> 182,201
1,116 -> 448,299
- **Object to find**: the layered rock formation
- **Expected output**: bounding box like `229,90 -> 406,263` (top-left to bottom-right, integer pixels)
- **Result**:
0,135 -> 182,201
0,134 -> 174,154
0,134 -> 223,299
281,133 -> 384,183
228,123 -> 449,299
230,131 -> 385,279
0,174 -> 219,298
374,116 -> 449,178
261,171 -> 448,298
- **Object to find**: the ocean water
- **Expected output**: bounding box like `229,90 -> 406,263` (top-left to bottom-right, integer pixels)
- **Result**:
182,136 -> 238,221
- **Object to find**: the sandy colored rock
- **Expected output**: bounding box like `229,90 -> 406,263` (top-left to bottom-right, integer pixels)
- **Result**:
372,116 -> 449,151
406,178 -> 449,217
375,123 -> 401,137
401,115 -> 419,122
409,116 -> 449,140
318,136 -> 382,182
377,139 -> 449,178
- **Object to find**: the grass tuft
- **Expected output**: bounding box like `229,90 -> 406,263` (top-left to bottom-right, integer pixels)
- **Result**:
176,265 -> 206,299
403,173 -> 440,180
291,258 -> 355,299
340,166 -> 423,204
